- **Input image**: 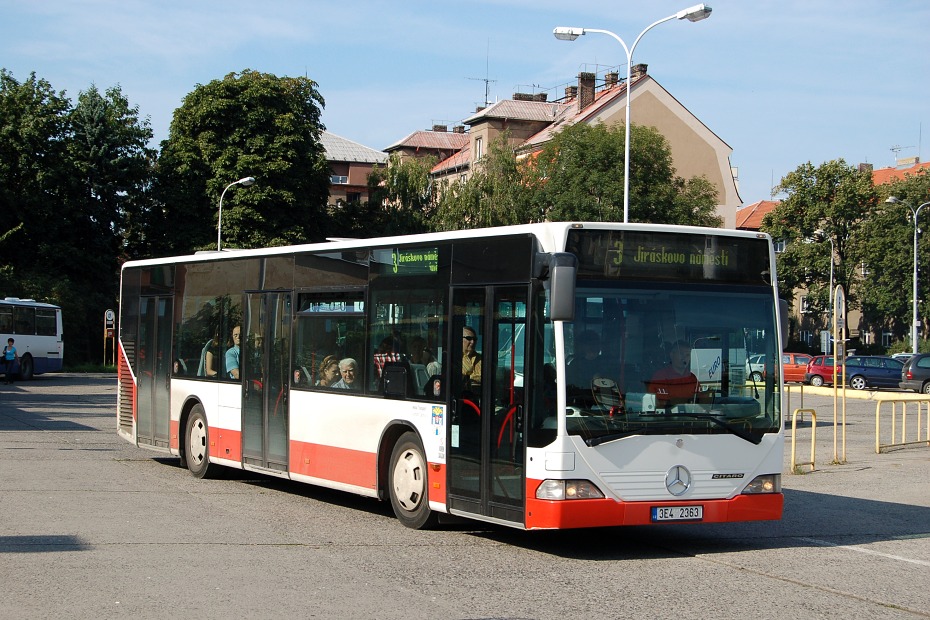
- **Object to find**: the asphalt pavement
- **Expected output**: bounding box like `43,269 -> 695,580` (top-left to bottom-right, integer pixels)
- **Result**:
1,374 -> 929,619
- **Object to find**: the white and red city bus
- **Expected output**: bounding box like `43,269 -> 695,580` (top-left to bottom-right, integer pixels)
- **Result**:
117,222 -> 786,529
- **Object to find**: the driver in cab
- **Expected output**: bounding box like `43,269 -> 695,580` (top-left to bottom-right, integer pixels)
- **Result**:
647,340 -> 699,408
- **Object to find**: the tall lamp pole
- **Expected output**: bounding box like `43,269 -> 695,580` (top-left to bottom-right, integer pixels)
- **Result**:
553,4 -> 712,223
217,176 -> 256,251
886,196 -> 930,354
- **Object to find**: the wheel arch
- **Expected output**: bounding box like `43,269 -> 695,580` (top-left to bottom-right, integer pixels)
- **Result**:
376,420 -> 420,501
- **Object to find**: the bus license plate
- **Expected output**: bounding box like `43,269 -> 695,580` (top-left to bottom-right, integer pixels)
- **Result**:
651,505 -> 703,522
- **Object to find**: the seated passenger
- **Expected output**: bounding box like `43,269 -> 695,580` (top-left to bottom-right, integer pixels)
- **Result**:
331,358 -> 359,390
315,355 -> 341,387
647,340 -> 699,407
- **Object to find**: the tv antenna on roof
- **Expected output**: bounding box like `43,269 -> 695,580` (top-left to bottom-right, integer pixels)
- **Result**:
467,39 -> 497,106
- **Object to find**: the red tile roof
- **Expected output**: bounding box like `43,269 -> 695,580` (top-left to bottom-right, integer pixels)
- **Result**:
872,161 -> 930,186
384,130 -> 468,152
431,143 -> 470,175
735,200 -> 780,230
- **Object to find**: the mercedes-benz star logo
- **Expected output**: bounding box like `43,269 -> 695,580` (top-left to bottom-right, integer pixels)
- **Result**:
665,465 -> 692,496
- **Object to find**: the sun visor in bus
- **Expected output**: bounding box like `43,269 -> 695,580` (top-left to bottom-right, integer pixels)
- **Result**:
535,252 -> 577,322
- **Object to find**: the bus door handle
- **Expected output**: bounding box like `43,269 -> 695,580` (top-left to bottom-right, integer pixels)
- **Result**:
515,404 -> 524,433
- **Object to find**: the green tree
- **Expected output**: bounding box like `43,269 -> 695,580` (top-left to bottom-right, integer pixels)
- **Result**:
533,123 -> 721,226
761,159 -> 876,315
432,134 -> 538,230
859,170 -> 930,345
155,70 -> 329,253
360,152 -> 436,236
0,70 -> 71,274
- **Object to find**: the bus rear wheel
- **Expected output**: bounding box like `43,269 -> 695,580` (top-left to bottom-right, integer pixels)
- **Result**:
388,432 -> 437,529
185,404 -> 212,479
18,354 -> 33,381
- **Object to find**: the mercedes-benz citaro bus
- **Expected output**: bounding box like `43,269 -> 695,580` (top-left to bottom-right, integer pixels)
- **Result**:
117,222 -> 786,530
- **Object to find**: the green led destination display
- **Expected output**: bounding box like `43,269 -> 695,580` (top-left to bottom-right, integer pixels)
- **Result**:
566,229 -> 770,285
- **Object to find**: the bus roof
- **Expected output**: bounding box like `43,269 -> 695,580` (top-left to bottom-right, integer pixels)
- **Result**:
120,221 -> 771,270
2,297 -> 61,309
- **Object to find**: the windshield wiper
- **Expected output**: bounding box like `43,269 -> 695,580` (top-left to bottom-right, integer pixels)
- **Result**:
672,412 -> 762,445
586,429 -> 641,447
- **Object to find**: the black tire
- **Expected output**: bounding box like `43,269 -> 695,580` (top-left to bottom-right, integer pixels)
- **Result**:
810,375 -> 824,387
18,354 -> 33,381
184,404 -> 212,479
850,375 -> 867,391
750,371 -> 763,383
388,431 -> 437,529
923,382 -> 930,395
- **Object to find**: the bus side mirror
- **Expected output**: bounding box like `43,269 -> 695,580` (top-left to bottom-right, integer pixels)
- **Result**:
548,252 -> 577,322
779,299 -> 789,350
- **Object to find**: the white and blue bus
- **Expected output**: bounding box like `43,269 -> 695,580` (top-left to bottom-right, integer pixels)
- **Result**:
0,297 -> 64,380
117,222 -> 787,530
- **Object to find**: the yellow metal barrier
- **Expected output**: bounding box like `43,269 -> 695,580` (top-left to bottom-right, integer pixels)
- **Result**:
791,408 -> 817,473
875,398 -> 930,453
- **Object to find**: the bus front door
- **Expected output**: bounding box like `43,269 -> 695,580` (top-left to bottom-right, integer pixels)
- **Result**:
137,295 -> 172,449
241,292 -> 292,472
448,287 -> 527,526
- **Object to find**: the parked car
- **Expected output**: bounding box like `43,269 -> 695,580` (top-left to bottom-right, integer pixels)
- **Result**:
805,355 -> 836,386
782,352 -> 812,383
891,352 -> 914,363
745,352 -> 810,383
844,356 -> 904,390
899,353 -> 930,393
746,354 -> 765,382
805,355 -> 903,390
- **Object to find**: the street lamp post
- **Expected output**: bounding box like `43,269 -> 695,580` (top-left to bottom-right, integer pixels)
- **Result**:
217,176 -> 256,251
553,4 -> 712,223
886,196 -> 930,354
815,229 -> 835,324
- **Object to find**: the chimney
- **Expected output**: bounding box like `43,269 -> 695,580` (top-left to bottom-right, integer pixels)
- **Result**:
631,63 -> 648,80
452,125 -> 466,134
578,72 -> 595,111
605,72 -> 619,87
858,163 -> 874,173
431,124 -> 448,133
513,93 -> 534,101
533,93 -> 548,102
565,85 -> 578,99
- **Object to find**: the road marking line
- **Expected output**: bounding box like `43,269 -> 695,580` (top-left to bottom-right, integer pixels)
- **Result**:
798,537 -> 930,567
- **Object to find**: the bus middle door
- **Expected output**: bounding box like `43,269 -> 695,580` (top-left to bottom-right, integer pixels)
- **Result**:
241,291 -> 291,473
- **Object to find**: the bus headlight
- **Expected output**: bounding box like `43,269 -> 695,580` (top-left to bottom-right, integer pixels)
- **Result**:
536,479 -> 605,500
741,474 -> 781,494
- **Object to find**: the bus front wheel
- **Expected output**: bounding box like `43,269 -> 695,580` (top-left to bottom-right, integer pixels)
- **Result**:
185,404 -> 212,479
388,432 -> 437,529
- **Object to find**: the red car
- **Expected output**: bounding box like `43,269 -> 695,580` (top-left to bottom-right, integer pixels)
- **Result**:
805,355 -> 836,386
782,352 -> 813,383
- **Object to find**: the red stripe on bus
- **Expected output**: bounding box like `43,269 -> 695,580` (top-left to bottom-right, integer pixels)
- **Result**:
524,479 -> 783,529
289,441 -> 378,491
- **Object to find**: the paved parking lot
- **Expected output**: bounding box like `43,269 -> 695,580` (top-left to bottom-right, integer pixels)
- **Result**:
1,375 -> 929,619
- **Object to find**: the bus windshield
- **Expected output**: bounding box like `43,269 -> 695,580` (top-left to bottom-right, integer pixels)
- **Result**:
563,282 -> 780,445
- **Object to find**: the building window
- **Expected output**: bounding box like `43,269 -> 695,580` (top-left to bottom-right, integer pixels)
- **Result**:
799,295 -> 810,314
773,239 -> 786,253
799,330 -> 813,346
330,175 -> 348,184
347,192 -> 361,204
882,332 -> 894,348
860,262 -> 870,276
474,137 -> 483,161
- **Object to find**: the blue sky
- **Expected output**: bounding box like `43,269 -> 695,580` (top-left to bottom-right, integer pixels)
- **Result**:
2,0 -> 928,205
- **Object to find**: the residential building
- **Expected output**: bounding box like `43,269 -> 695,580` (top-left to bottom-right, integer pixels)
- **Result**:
424,65 -> 741,227
321,131 -> 388,205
